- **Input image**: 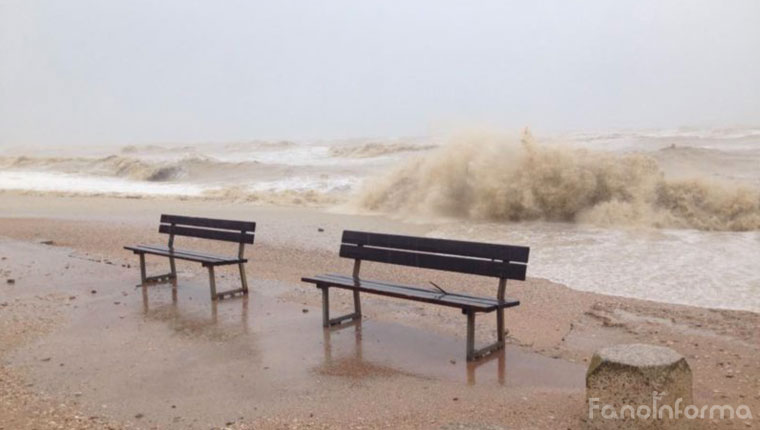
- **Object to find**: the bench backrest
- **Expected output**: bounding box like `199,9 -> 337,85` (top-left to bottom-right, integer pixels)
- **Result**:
339,230 -> 529,281
159,214 -> 255,245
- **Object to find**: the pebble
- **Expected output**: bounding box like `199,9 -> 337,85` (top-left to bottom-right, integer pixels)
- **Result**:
302,308 -> 309,313
6,279 -> 15,284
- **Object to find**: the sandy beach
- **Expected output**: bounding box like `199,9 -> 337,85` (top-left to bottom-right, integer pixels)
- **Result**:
1,192 -> 757,429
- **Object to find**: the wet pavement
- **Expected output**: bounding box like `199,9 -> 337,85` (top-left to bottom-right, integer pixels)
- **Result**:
2,238 -> 586,428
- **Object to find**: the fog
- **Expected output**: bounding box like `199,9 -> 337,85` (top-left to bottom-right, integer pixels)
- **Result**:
1,0 -> 758,146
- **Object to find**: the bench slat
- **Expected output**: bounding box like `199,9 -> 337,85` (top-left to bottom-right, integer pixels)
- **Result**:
340,244 -> 527,280
125,245 -> 219,263
342,230 -> 529,263
133,244 -> 239,262
159,224 -> 255,244
161,214 -> 256,232
323,274 -> 517,309
324,273 -> 509,307
124,245 -> 246,265
302,274 -> 520,312
305,274 -> 492,311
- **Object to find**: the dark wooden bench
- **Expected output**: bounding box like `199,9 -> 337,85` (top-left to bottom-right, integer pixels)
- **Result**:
302,230 -> 529,361
125,214 -> 255,300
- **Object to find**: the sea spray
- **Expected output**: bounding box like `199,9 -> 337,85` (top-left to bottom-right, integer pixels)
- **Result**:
356,132 -> 760,231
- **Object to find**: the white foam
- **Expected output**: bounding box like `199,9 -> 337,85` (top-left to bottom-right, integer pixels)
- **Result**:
208,144 -> 398,167
0,170 -> 207,196
248,176 -> 357,193
431,222 -> 760,313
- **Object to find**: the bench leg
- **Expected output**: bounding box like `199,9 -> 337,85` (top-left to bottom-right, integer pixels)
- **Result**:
319,286 -> 361,328
169,256 -> 177,279
210,264 -> 249,300
208,265 -> 217,301
238,262 -> 249,294
466,311 -> 476,361
139,253 -> 147,284
321,286 -> 330,327
353,290 -> 361,315
134,253 -> 176,287
497,307 -> 505,342
465,309 -> 505,362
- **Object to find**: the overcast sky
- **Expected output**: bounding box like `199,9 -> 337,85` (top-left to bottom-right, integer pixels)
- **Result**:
1,0 -> 758,146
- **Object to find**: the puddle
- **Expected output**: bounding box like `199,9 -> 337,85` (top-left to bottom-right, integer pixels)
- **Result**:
4,238 -> 586,428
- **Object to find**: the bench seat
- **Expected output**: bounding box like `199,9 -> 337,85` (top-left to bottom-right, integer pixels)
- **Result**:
303,273 -> 520,313
125,244 -> 247,266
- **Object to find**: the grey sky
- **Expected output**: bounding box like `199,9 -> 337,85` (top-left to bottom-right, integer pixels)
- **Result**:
1,0 -> 758,146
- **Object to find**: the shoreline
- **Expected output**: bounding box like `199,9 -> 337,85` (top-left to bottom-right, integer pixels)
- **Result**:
1,193 -> 758,429
2,190 -> 758,313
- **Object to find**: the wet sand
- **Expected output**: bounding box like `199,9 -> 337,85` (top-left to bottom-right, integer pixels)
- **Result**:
0,193 -> 758,429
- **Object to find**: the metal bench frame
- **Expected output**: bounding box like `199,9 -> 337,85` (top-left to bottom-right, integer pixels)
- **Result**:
303,230 -> 529,361
126,215 -> 255,300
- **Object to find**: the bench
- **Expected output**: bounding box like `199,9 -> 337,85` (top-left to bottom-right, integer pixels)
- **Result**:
125,214 -> 255,300
302,230 -> 529,361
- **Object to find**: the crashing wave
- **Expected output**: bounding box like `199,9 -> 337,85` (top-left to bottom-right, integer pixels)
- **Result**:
356,132 -> 760,231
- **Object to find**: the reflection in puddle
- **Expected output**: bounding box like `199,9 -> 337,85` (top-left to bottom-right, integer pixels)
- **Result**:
319,321 -> 408,379
140,282 -> 250,341
466,349 -> 505,385
320,321 -> 506,385
132,280 -> 580,389
8,275 -> 585,428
